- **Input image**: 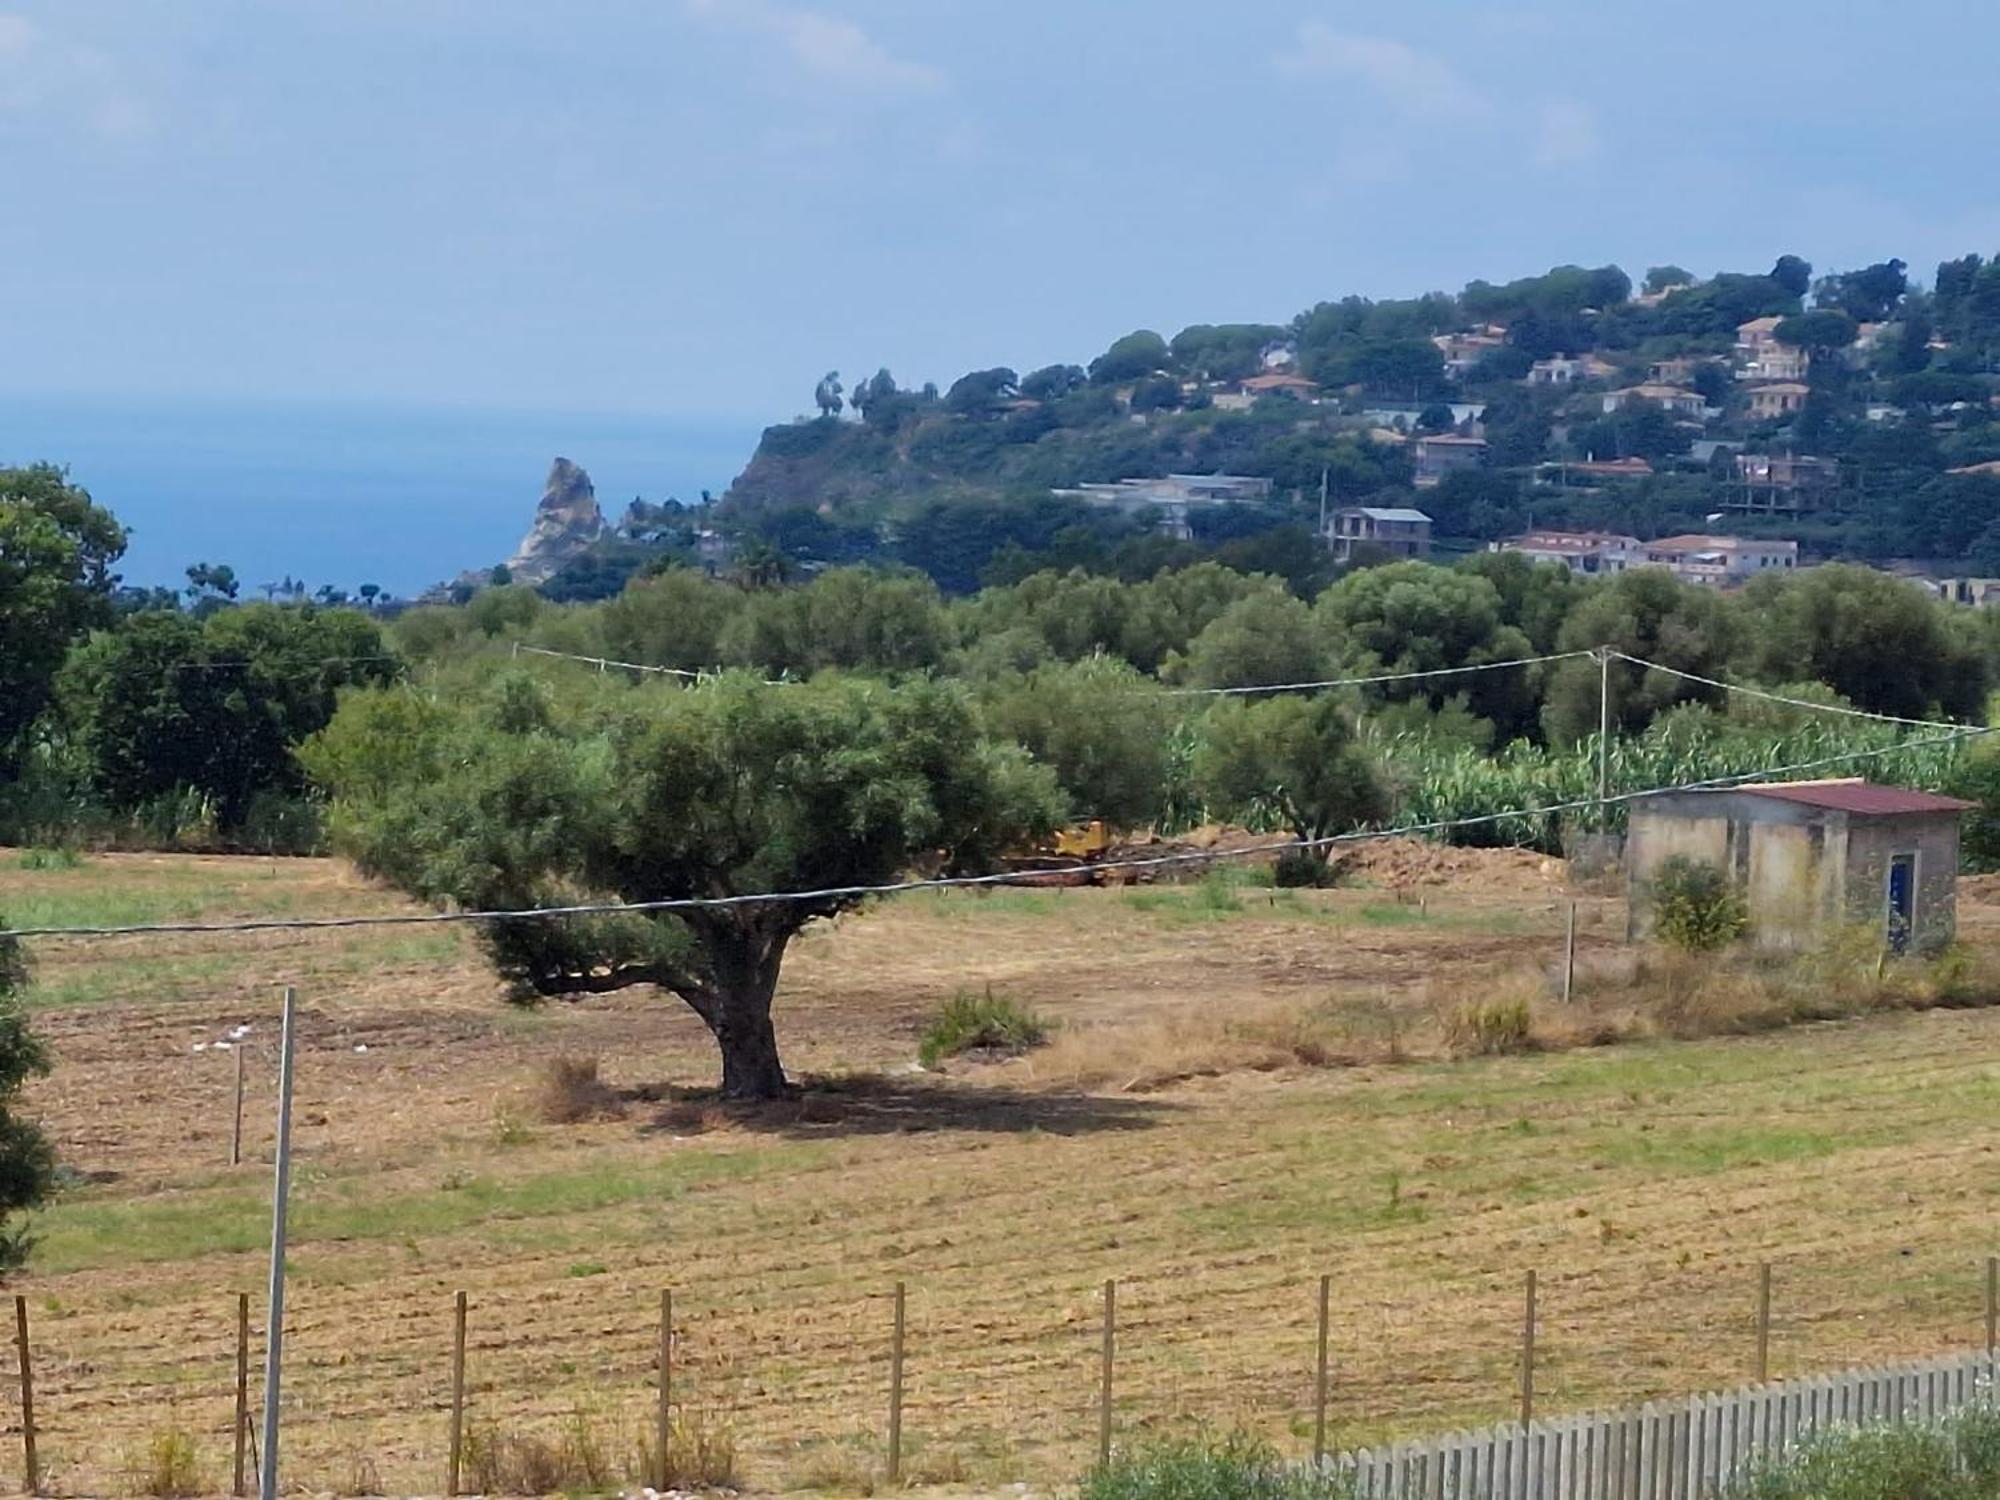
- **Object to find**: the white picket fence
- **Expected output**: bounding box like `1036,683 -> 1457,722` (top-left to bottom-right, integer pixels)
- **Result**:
1336,1348 -> 1998,1500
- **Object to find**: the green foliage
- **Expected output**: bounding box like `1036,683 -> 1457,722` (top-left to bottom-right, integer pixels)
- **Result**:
1196,694 -> 1389,847
1090,330 -> 1170,384
978,657 -> 1178,828
1651,856 -> 1750,952
1079,1430 -> 1353,1500
1728,1405 -> 2000,1500
1172,591 -> 1326,690
0,465 -> 127,770
303,672 -> 1063,1097
52,603 -> 400,832
917,988 -> 1051,1068
0,928 -> 56,1275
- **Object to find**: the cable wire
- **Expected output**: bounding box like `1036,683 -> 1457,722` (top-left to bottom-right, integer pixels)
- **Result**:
9,722 -> 1987,941
1610,653 -> 1966,730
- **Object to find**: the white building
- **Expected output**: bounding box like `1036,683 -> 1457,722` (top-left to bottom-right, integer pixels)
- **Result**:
1053,474 -> 1275,540
1495,530 -> 1645,576
1643,534 -> 1799,586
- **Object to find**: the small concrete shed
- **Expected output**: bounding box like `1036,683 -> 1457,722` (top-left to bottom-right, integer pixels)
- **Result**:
1625,779 -> 1971,953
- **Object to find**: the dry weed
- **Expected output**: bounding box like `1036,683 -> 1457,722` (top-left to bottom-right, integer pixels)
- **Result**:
635,1410 -> 740,1489
125,1428 -> 203,1498
533,1054 -> 627,1124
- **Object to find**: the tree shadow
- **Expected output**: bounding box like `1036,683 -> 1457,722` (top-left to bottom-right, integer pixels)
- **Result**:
632,1070 -> 1178,1140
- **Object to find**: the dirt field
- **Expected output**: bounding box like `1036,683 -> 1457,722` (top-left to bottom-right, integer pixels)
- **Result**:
3,847 -> 2000,1496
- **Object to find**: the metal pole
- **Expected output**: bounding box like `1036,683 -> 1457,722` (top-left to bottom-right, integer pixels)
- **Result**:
231,1044 -> 246,1168
1313,1274 -> 1331,1467
1098,1279 -> 1116,1468
1597,648 -> 1611,828
257,986 -> 298,1500
1562,901 -> 1578,1004
14,1295 -> 35,1496
1756,1263 -> 1772,1383
888,1282 -> 906,1484
1519,1270 -> 1537,1428
233,1293 -> 250,1497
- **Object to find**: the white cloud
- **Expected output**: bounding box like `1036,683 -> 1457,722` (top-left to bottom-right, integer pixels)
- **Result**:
686,1 -> 944,97
1533,99 -> 1601,168
0,11 -> 152,140
1279,24 -> 1482,119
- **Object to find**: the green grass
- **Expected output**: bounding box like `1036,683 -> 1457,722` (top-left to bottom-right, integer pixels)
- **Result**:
918,989 -> 1052,1067
32,1142 -> 830,1274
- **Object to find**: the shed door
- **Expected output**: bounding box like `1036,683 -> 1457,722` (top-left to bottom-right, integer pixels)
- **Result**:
1887,854 -> 1916,953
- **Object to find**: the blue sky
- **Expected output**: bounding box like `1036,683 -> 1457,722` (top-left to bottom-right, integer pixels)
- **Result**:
4,0 -> 1998,426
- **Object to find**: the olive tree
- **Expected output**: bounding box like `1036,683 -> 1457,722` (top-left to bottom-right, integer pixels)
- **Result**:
1194,694 -> 1388,872
304,671 -> 1062,1099
0,931 -> 55,1272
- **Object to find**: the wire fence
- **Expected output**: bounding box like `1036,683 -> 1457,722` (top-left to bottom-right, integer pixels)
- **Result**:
6,1247 -> 1999,1497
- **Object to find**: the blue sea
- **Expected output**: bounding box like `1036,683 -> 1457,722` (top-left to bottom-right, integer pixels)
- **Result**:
0,395 -> 762,599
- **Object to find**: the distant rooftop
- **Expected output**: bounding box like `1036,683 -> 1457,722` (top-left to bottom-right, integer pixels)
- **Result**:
1348,507 -> 1433,523
1727,780 -> 1972,817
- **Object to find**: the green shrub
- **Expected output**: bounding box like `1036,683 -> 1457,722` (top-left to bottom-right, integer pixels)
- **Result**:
1272,850 -> 1336,888
1651,855 -> 1749,952
15,848 -> 82,871
1730,1416 -> 1977,1500
918,987 -> 1051,1067
128,1428 -> 204,1498
236,791 -> 326,855
1080,1431 -> 1353,1500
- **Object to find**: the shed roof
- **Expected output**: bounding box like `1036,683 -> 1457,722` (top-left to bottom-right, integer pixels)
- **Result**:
1726,780 -> 1972,816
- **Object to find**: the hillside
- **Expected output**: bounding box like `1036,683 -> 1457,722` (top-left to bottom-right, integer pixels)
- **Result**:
587,251 -> 2000,600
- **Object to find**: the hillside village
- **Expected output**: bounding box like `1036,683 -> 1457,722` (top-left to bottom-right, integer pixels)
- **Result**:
581,254 -> 2000,605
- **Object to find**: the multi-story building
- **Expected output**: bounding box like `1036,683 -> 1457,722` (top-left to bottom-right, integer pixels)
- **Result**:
1326,507 -> 1432,563
1643,534 -> 1799,586
1494,529 -> 1644,576
1729,453 -> 1841,513
1052,474 -> 1275,540
1748,382 -> 1812,421
1412,434 -> 1487,486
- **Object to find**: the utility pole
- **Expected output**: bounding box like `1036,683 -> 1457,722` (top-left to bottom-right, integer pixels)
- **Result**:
1597,648 -> 1611,830
259,988 -> 299,1500
1318,466 -> 1330,539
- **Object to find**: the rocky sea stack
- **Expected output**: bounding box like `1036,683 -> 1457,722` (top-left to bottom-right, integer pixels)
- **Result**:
505,457 -> 606,585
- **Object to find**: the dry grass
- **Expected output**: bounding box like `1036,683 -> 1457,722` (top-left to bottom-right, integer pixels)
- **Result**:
15,850 -> 2000,1493
533,1053 -> 627,1123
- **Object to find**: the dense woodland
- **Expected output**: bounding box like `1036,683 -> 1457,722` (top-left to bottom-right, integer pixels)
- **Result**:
525,252 -> 2000,602
8,462 -> 2000,870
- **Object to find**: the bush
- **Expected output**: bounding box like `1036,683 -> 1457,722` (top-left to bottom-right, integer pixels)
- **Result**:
918,988 -> 1051,1068
1651,856 -> 1750,952
1727,1409 -> 2000,1500
1273,850 -> 1338,888
1080,1431 -> 1354,1500
534,1055 -> 627,1124
127,1429 -> 204,1498
236,791 -> 325,855
1440,996 -> 1534,1056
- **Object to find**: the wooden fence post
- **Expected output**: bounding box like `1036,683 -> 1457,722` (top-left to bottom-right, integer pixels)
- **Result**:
1987,1257 -> 1996,1358
13,1295 -> 34,1496
888,1282 -> 906,1484
1313,1274 -> 1331,1466
233,1292 -> 250,1497
230,1046 -> 246,1167
656,1289 -> 672,1490
1098,1279 -> 1116,1469
1519,1270 -> 1536,1428
447,1290 -> 467,1497
1562,902 -> 1578,1003
1756,1263 -> 1772,1383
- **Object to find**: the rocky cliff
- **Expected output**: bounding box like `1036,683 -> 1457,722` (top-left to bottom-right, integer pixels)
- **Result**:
506,457 -> 606,584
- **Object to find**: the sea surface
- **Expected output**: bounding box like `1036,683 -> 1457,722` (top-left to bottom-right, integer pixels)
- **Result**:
0,395 -> 762,599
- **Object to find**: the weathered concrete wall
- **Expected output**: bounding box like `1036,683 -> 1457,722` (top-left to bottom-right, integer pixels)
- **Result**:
1626,794 -> 1961,952
1843,812 -> 1961,951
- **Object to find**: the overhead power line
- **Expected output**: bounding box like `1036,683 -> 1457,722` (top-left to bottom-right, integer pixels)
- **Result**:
1610,653 -> 1967,731
8,722 -> 1988,942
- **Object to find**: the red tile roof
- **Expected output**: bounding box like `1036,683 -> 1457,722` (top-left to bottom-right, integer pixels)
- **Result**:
1734,780 -> 1973,816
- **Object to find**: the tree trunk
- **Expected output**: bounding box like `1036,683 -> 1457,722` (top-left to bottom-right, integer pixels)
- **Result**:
688,919 -> 796,1101
714,1006 -> 790,1101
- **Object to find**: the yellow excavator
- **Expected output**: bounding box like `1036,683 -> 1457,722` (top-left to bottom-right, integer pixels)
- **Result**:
1002,819 -> 1113,881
